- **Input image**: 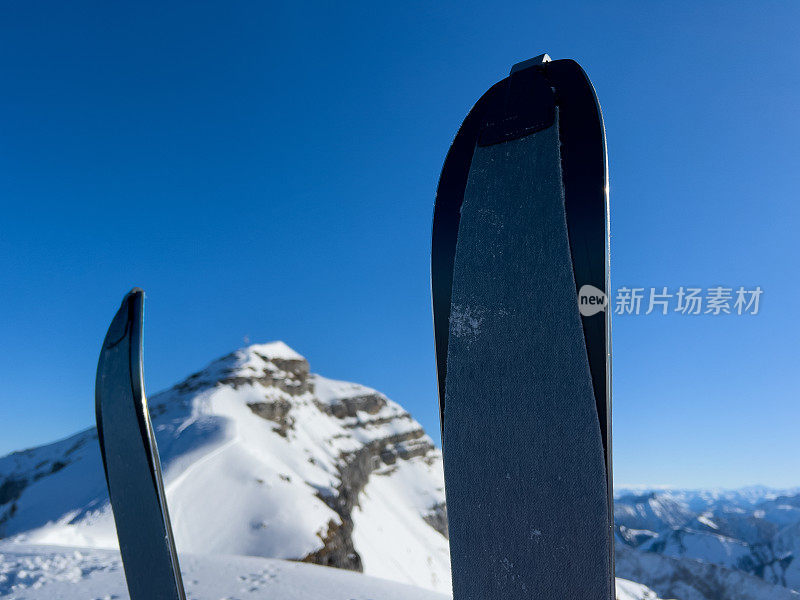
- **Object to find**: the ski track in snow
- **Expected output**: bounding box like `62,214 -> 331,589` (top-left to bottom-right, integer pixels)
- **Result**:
165,435 -> 240,496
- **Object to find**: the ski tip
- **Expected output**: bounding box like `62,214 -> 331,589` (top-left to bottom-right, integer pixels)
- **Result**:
510,53 -> 552,74
102,289 -> 144,350
122,287 -> 145,309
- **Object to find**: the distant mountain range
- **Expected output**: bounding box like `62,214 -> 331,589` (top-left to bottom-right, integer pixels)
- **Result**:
615,486 -> 800,599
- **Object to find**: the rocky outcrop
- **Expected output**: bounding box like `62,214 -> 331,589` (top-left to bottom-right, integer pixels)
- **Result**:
300,518 -> 362,571
423,502 -> 449,539
311,432 -> 436,569
246,399 -> 294,436
316,391 -> 386,420
175,349 -> 311,396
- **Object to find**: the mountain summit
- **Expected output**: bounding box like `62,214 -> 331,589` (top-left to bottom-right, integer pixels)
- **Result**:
0,342 -> 451,592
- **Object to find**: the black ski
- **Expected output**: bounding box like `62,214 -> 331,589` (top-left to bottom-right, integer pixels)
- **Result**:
432,55 -> 613,599
95,288 -> 187,600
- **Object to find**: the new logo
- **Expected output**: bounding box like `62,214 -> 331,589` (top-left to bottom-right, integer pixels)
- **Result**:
578,284 -> 607,317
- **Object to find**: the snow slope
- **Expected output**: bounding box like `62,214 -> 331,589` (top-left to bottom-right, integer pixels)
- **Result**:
351,456 -> 450,591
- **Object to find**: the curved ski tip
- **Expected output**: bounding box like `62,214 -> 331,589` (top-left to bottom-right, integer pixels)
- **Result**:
102,289 -> 144,349
510,53 -> 552,74
122,288 -> 145,320
120,287 -> 144,313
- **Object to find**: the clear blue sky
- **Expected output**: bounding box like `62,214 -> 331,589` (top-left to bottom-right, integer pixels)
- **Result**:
1,1 -> 798,488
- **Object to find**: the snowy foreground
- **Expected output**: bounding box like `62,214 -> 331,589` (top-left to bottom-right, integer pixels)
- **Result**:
0,544 -> 660,600
0,544 -> 445,600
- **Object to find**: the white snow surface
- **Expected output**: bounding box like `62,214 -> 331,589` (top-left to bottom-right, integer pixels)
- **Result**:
0,544 -> 448,600
616,577 -> 663,600
0,543 -> 663,600
351,457 -> 450,591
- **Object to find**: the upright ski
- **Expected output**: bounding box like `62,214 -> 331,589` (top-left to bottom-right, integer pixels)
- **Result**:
432,55 -> 613,599
95,288 -> 187,600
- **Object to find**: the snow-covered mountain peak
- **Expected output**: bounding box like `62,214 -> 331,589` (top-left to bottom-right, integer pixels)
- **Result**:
248,341 -> 306,360
164,341 -> 310,398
